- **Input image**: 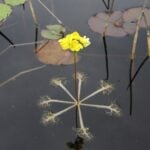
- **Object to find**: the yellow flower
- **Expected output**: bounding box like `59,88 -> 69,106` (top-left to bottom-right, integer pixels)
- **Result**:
58,31 -> 91,52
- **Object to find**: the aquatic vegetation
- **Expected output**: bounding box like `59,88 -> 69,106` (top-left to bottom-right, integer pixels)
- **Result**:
39,73 -> 122,140
36,40 -> 80,65
123,7 -> 150,28
41,24 -> 66,40
59,32 -> 91,52
4,0 -> 26,7
0,3 -> 12,22
127,0 -> 150,115
88,11 -> 136,37
88,0 -> 116,80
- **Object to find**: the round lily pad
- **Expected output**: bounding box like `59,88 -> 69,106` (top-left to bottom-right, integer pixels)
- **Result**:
88,11 -> 136,37
36,40 -> 80,65
41,24 -> 66,40
123,7 -> 150,28
4,0 -> 26,6
46,24 -> 66,33
0,3 -> 12,22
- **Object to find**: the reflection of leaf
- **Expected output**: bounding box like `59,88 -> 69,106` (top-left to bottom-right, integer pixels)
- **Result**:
88,11 -> 136,37
4,0 -> 26,6
41,24 -> 66,40
0,3 -> 12,22
123,7 -> 150,28
36,40 -> 80,65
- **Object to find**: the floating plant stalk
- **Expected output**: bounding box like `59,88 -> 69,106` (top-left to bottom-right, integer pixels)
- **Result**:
0,40 -> 44,56
0,65 -> 46,88
102,0 -> 110,10
101,0 -> 115,80
128,0 -> 148,115
73,52 -> 79,128
28,0 -> 39,50
102,35 -> 109,80
38,0 -> 63,25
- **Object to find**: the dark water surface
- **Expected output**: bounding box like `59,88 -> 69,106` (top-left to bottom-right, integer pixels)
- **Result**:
0,0 -> 150,149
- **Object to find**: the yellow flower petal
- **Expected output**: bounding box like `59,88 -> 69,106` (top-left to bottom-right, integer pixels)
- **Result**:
58,31 -> 91,52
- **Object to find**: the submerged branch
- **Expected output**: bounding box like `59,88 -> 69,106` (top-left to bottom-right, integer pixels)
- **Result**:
0,41 -> 44,56
0,30 -> 15,46
38,0 -> 63,24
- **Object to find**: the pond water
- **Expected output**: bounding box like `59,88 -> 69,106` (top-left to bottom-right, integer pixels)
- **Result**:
0,0 -> 150,150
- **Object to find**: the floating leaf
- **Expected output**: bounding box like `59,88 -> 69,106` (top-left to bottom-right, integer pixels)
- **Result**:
41,30 -> 63,40
123,7 -> 150,28
88,11 -> 136,37
4,0 -> 26,6
36,40 -> 80,65
0,3 -> 12,22
41,24 -> 66,40
46,24 -> 66,33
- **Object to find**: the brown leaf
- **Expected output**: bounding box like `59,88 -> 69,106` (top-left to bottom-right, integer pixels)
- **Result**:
36,40 -> 80,65
88,11 -> 130,37
123,7 -> 150,28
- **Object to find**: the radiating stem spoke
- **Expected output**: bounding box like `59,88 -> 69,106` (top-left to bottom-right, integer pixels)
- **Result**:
59,83 -> 77,102
80,103 -> 109,110
78,105 -> 85,129
54,104 -> 76,118
81,85 -> 111,103
78,78 -> 82,101
40,98 -> 75,105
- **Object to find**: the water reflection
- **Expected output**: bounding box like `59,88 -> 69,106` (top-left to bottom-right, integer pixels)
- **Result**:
66,136 -> 84,150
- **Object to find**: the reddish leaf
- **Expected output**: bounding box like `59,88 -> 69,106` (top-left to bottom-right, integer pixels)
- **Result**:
123,7 -> 150,28
88,11 -> 131,37
36,40 -> 80,65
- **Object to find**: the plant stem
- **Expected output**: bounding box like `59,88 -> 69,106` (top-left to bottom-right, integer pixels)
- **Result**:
102,35 -> 109,80
127,56 -> 149,89
0,30 -> 15,46
73,52 -> 79,129
129,60 -> 133,115
0,65 -> 46,88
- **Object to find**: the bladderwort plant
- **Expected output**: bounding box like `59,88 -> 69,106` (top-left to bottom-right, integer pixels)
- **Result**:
39,72 -> 122,140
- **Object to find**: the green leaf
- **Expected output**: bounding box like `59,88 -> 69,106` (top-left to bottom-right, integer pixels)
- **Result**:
0,3 -> 12,22
46,24 -> 66,33
4,0 -> 26,6
41,24 -> 66,40
41,30 -> 63,40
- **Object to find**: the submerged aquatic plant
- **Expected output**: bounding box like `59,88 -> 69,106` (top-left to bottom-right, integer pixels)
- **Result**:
127,0 -> 150,115
39,73 -> 122,140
